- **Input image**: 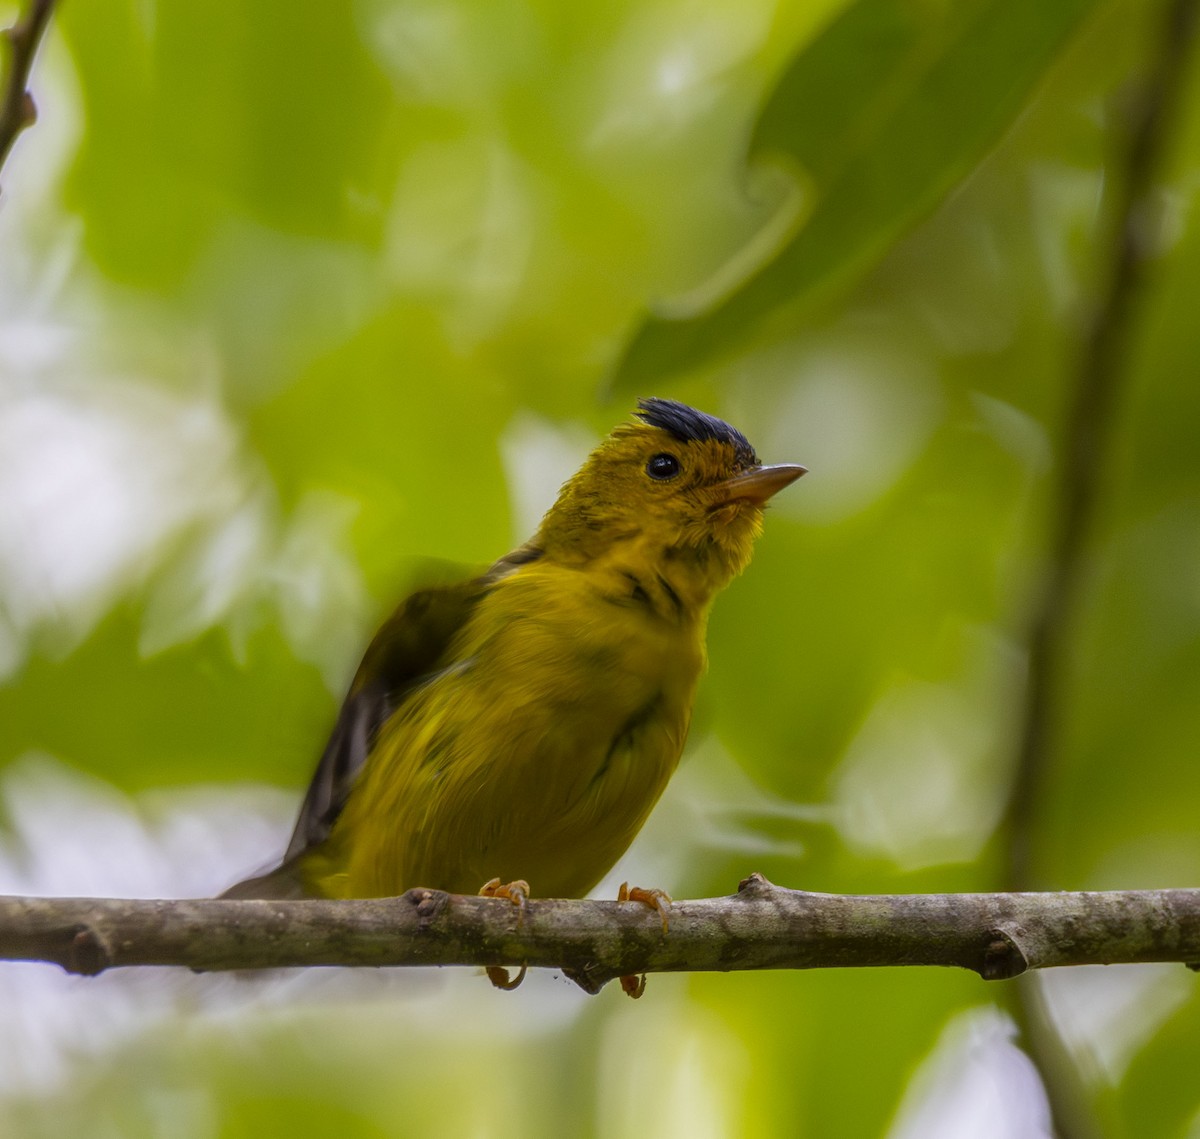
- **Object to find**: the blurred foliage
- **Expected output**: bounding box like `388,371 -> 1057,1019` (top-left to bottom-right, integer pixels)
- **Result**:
613,0 -> 1096,387
1,0 -> 1199,1136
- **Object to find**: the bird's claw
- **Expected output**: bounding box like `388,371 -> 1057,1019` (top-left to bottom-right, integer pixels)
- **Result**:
617,882 -> 671,998
619,973 -> 647,999
485,964 -> 528,991
618,882 -> 671,934
479,878 -> 531,991
479,877 -> 530,910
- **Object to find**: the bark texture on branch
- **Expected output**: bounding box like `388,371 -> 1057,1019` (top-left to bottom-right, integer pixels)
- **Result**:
2,876 -> 1198,994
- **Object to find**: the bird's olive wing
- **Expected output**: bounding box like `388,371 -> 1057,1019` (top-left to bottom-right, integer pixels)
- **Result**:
282,576 -> 489,860
280,541 -> 544,861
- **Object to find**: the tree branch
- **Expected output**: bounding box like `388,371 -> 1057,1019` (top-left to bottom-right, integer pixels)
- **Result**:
2,876 -> 1199,994
1006,0 -> 1200,894
999,3 -> 1200,1135
0,0 -> 55,195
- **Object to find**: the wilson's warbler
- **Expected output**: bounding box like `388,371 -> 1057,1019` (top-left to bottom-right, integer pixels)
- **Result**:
227,399 -> 804,935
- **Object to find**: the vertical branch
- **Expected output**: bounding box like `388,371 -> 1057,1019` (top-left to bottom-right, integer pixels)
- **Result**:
1007,0 -> 1200,891
1002,1 -> 1200,1137
0,0 -> 56,194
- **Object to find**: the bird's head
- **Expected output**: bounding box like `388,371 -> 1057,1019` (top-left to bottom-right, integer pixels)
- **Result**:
538,398 -> 805,585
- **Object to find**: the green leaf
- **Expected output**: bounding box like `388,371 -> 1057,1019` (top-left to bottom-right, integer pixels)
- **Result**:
611,0 -> 1097,390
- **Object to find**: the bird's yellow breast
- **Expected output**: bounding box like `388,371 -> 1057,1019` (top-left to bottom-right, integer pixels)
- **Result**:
318,551 -> 708,899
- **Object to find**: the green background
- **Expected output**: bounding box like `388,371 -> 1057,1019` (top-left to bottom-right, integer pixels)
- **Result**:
1,0 -> 1198,1135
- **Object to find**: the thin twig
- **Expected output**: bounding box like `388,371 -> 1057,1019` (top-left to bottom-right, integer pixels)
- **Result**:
2,878 -> 1200,993
1002,1 -> 1200,1136
0,0 -> 56,194
1006,0 -> 1199,892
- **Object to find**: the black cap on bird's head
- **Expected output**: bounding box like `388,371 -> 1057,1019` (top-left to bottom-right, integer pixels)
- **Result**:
632,396 -> 805,510
634,397 -> 758,469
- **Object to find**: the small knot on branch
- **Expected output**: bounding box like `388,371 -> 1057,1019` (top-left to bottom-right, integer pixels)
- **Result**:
562,962 -> 607,996
67,924 -> 113,976
737,872 -> 776,896
980,924 -> 1030,980
403,887 -> 449,928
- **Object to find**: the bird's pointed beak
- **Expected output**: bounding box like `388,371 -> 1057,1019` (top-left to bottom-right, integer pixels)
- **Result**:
715,463 -> 807,506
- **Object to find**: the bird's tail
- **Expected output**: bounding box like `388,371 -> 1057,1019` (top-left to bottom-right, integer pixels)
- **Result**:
219,856 -> 309,899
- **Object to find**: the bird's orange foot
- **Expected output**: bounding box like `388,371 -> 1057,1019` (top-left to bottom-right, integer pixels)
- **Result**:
479,877 -> 530,909
485,964 -> 527,991
479,878 -> 531,991
616,882 -> 672,999
620,973 -> 647,999
618,882 -> 671,934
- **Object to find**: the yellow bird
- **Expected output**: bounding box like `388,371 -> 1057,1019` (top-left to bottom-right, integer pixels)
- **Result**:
227,398 -> 803,945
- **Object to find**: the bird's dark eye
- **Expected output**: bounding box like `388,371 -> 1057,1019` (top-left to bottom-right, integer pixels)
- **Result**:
646,452 -> 680,481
